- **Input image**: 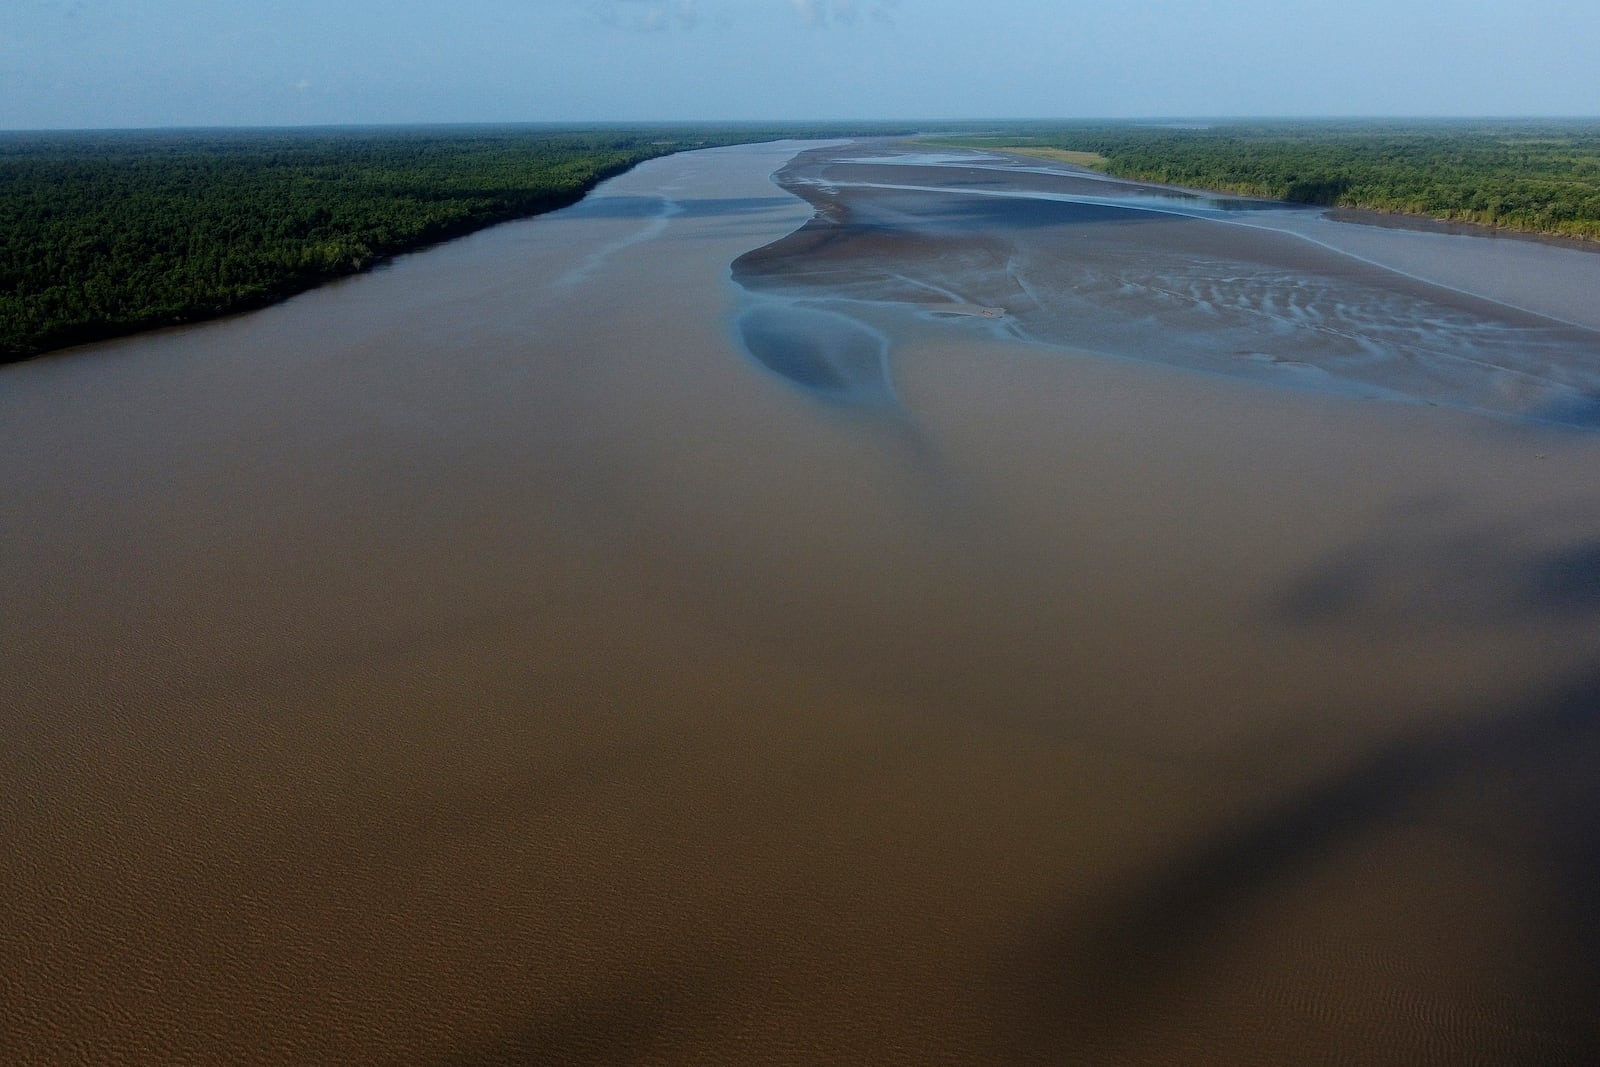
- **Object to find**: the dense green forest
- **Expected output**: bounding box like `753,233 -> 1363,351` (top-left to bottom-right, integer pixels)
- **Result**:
0,123 -> 910,361
931,120 -> 1600,241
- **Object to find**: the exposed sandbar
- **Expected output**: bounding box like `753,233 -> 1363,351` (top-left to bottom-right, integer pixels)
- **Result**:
736,143 -> 1600,427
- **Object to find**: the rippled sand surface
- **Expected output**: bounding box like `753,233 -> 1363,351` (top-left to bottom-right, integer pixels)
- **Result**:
4,140 -> 1600,1065
738,145 -> 1600,425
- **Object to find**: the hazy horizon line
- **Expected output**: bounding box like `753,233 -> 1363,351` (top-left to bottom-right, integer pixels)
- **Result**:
7,114 -> 1600,136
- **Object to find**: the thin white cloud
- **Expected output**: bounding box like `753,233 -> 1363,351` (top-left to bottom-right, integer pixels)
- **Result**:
583,0 -> 891,33
590,0 -> 701,32
787,0 -> 821,26
787,0 -> 897,28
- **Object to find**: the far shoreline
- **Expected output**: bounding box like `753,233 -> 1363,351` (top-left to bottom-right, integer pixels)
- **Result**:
1321,204 -> 1600,252
2,129 -> 870,367
1,156 -> 645,366
1004,149 -> 1600,254
918,134 -> 1600,255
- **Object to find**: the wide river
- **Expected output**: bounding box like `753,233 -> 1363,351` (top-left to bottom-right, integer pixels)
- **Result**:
4,140 -> 1600,1064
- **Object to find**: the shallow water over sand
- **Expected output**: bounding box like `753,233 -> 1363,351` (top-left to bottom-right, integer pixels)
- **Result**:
4,140 -> 1600,1065
737,145 -> 1600,427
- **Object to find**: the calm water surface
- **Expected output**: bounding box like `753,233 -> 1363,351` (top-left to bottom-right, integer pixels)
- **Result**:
3,140 -> 1600,1065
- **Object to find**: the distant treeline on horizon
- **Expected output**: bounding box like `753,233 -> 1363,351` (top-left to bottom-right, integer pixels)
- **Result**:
934,119 -> 1600,239
5,120 -> 1600,362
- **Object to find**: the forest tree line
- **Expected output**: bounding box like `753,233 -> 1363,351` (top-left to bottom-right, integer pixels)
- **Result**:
0,123 -> 909,361
933,120 -> 1600,241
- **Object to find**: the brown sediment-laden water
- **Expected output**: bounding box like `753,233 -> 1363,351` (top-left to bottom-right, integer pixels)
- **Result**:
4,139 -> 1600,1064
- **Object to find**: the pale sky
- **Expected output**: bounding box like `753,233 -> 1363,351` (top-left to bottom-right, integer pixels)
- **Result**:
4,0 -> 1598,129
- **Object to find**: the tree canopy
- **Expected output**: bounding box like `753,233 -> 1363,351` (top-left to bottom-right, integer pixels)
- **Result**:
0,123 -> 909,361
931,120 -> 1600,240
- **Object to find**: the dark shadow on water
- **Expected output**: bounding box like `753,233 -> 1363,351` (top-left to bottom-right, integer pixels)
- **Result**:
1011,505 -> 1600,1058
1280,504 -> 1600,626
1016,665 -> 1600,1061
436,972 -> 728,1067
1524,540 -> 1600,614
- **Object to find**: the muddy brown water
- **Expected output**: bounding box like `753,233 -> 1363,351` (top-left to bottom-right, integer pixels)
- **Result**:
4,140 -> 1600,1064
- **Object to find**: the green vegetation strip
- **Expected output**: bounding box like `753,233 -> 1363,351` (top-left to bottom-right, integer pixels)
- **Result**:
925,121 -> 1600,242
0,124 -> 910,361
918,136 -> 1109,169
